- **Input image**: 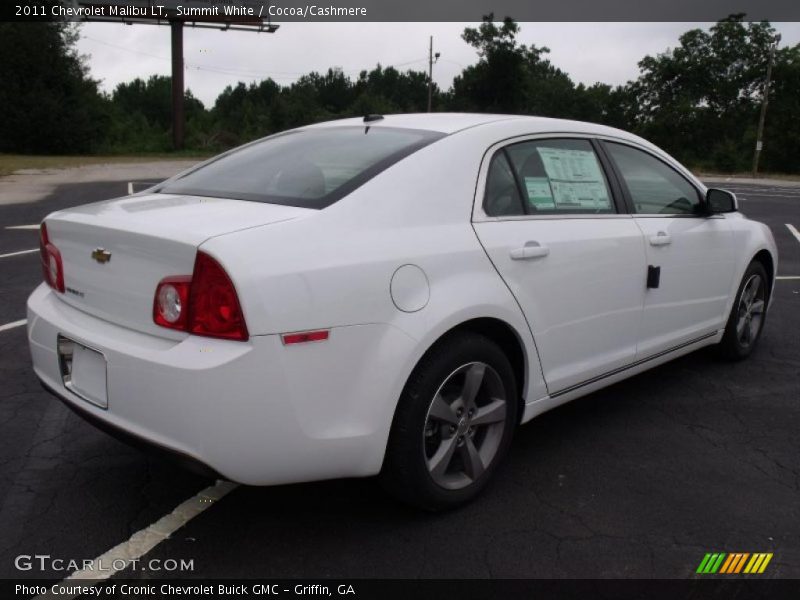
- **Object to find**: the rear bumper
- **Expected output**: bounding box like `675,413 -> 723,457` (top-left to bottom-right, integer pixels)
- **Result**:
39,378 -> 223,480
27,284 -> 418,485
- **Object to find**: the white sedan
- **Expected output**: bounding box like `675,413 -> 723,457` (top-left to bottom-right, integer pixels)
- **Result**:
28,113 -> 777,509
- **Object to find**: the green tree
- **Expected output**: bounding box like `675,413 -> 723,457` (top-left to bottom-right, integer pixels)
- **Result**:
451,14 -> 577,117
758,43 -> 800,173
353,65 -> 433,113
630,15 -> 782,170
106,75 -> 206,152
451,16 -> 530,112
570,83 -> 636,128
0,18 -> 107,154
112,75 -> 205,129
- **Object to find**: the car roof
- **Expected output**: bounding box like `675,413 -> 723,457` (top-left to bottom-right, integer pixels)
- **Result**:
303,112 -> 638,140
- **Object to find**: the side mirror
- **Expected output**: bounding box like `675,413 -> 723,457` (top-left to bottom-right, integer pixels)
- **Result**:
705,188 -> 738,214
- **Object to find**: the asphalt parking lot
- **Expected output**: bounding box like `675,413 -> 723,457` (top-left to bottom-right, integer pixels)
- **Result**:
1,173 -> 798,582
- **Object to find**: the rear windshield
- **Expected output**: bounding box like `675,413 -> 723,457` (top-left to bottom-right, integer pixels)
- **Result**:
156,126 -> 444,209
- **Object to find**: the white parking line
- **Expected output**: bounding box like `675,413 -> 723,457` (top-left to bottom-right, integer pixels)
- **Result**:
5,224 -> 39,230
127,181 -> 159,194
0,248 -> 38,259
0,319 -> 27,333
36,480 -> 238,599
725,187 -> 799,192
786,224 -> 800,244
742,193 -> 800,199
776,276 -> 800,280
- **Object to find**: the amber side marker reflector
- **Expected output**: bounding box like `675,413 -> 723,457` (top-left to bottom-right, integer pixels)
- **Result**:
281,330 -> 330,345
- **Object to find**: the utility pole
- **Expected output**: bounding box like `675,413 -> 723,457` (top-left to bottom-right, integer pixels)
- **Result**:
75,1 -> 278,153
171,20 -> 185,151
752,33 -> 781,178
427,36 -> 440,112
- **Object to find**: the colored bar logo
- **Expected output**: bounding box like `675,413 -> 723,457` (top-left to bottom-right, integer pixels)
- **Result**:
696,552 -> 773,574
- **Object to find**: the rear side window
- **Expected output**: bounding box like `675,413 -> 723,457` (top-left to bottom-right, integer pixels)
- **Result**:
485,152 -> 525,216
157,126 -> 444,209
484,139 -> 615,217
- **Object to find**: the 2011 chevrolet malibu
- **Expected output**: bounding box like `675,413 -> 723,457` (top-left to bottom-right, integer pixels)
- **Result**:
28,113 -> 777,509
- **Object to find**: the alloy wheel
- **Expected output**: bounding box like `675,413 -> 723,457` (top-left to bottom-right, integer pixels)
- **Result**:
736,273 -> 766,348
422,362 -> 508,490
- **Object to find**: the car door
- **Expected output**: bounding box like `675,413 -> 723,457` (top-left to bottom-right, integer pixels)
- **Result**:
601,141 -> 736,358
472,137 -> 648,395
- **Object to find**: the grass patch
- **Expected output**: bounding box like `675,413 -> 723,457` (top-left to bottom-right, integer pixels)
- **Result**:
0,153 -> 212,178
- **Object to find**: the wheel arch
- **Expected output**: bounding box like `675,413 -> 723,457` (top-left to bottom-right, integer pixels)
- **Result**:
752,248 -> 775,300
379,314 -> 531,488
400,316 -> 529,425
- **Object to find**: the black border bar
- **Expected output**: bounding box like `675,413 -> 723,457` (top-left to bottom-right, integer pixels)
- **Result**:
3,0 -> 800,23
5,579 -> 800,600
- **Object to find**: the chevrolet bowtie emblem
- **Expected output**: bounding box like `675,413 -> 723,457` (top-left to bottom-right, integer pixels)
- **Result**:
91,248 -> 112,264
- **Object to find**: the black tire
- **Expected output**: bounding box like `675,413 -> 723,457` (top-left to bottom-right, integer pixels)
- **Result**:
380,332 -> 518,511
718,261 -> 769,360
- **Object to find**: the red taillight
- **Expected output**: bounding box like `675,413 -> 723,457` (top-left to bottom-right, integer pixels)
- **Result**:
153,252 -> 248,341
189,252 -> 248,341
153,276 -> 191,330
39,223 -> 65,293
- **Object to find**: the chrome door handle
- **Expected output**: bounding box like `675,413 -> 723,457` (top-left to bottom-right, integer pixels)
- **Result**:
510,241 -> 550,260
649,232 -> 672,246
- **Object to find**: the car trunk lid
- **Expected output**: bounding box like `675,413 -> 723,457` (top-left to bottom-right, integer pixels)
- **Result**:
44,193 -> 310,338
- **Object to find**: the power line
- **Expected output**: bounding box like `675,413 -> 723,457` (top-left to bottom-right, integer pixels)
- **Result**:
82,35 -> 169,61
81,35 -> 428,80
82,35 -> 305,76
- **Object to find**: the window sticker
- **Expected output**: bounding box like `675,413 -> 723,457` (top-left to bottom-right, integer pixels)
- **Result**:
524,176 -> 555,209
550,181 -> 611,209
537,148 -> 612,210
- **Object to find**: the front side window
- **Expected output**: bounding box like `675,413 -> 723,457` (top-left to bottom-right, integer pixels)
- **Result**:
484,138 -> 615,217
604,142 -> 701,215
157,126 -> 444,209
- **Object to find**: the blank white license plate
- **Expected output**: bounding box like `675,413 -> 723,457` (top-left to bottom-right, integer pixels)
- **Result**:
58,336 -> 108,409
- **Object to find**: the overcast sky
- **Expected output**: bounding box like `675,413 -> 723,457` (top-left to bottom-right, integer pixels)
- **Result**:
76,22 -> 800,107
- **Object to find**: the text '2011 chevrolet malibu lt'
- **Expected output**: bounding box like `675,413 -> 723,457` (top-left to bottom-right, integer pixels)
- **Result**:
28,113 -> 777,509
